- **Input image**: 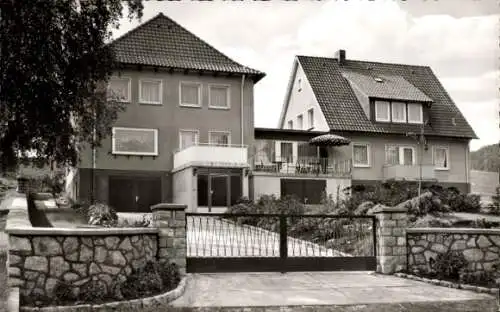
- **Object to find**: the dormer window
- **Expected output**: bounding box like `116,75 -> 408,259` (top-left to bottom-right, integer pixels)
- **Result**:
408,103 -> 423,124
391,102 -> 407,123
375,100 -> 390,122
374,100 -> 424,124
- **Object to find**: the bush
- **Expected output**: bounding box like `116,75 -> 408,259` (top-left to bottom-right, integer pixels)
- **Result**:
120,261 -> 163,299
120,261 -> 180,300
79,280 -> 109,303
459,270 -> 497,287
489,186 -> 500,215
159,262 -> 181,292
87,203 -> 118,227
432,251 -> 468,280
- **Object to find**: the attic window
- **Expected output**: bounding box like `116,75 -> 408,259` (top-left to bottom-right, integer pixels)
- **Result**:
374,77 -> 384,83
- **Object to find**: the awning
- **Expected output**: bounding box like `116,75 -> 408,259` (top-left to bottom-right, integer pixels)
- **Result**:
309,134 -> 351,146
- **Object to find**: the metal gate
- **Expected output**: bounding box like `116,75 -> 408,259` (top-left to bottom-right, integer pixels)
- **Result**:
186,213 -> 377,273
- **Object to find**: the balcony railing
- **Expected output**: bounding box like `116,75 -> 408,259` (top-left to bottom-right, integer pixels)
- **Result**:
173,143 -> 248,170
251,155 -> 352,178
382,164 -> 436,181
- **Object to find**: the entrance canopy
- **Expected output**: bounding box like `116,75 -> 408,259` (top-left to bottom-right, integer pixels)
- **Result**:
309,134 -> 351,146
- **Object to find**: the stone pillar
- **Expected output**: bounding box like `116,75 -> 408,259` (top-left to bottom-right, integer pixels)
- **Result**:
151,203 -> 187,276
372,205 -> 408,274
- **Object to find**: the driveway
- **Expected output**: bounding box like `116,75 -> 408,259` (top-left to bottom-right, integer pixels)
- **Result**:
186,216 -> 351,258
170,272 -> 498,311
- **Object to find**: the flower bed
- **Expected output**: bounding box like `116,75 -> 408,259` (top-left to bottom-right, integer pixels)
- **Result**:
394,272 -> 499,296
19,276 -> 188,312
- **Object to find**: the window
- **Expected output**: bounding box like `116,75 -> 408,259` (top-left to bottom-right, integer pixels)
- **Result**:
288,120 -> 293,129
107,77 -> 131,102
179,130 -> 199,150
408,103 -> 423,124
209,131 -> 231,146
297,78 -> 302,92
112,127 -> 158,156
434,146 -> 449,170
139,79 -> 162,104
307,108 -> 314,129
209,85 -> 230,109
392,102 -> 407,123
297,114 -> 303,130
280,142 -> 293,163
385,145 -> 415,165
375,100 -> 390,122
180,82 -> 201,107
353,143 -> 370,167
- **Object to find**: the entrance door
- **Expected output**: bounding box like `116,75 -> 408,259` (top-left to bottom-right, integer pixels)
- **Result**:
196,170 -> 243,212
109,176 -> 162,212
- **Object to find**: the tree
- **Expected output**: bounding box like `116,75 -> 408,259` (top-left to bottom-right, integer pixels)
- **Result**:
0,0 -> 144,171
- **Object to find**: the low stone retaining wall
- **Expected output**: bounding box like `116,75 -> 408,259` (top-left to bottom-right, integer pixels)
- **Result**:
5,194 -> 160,306
19,276 -> 188,312
8,228 -> 158,305
407,228 -> 500,274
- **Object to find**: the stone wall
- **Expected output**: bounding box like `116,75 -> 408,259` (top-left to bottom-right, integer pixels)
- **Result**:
8,230 -> 158,305
407,228 -> 500,274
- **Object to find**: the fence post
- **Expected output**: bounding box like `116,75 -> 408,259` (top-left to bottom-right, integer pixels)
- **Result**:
151,203 -> 187,276
279,215 -> 287,273
372,204 -> 408,274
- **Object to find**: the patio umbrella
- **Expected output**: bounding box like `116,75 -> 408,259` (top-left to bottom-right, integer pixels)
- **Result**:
309,134 -> 351,146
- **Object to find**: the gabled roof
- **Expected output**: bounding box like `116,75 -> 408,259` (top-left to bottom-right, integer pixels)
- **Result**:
293,55 -> 477,139
110,13 -> 265,82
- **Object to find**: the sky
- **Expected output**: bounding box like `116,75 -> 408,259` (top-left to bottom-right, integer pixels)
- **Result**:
113,0 -> 499,151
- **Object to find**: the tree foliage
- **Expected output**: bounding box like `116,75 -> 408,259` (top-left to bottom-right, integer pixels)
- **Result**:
470,144 -> 500,173
0,0 -> 144,171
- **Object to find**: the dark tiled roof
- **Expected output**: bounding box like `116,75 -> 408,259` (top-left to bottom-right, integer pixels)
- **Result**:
297,56 -> 477,139
341,71 -> 433,103
110,13 -> 265,81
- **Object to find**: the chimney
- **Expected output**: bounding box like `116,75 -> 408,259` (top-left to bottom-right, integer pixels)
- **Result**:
335,49 -> 346,65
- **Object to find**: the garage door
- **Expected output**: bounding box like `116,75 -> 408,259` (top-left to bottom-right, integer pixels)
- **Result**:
109,176 -> 162,212
280,179 -> 326,204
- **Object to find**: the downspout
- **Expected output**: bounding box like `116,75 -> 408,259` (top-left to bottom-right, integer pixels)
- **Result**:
465,140 -> 470,192
240,74 -> 246,146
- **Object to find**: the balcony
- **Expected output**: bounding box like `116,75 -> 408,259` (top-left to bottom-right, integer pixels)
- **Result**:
252,155 -> 352,178
173,143 -> 248,171
382,164 -> 436,181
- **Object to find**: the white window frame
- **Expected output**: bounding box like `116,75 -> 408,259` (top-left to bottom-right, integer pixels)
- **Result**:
307,108 -> 314,129
385,145 -> 416,165
288,120 -> 293,129
433,146 -> 450,170
276,141 -> 295,164
352,143 -> 371,168
139,78 -> 163,105
208,131 -> 231,146
111,127 -> 158,156
208,84 -> 231,109
408,103 -> 424,124
375,100 -> 391,122
179,129 -> 200,150
179,81 -> 202,107
391,101 -> 407,123
297,114 -> 304,130
107,76 -> 131,103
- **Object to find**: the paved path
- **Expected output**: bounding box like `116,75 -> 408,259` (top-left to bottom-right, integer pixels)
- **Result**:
186,216 -> 354,258
171,272 -> 498,311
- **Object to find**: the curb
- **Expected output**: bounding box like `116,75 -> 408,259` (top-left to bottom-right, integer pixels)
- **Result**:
19,276 -> 188,312
393,272 -> 499,296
